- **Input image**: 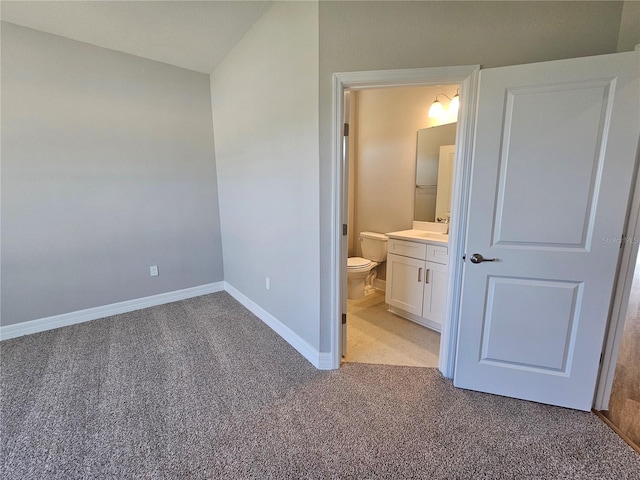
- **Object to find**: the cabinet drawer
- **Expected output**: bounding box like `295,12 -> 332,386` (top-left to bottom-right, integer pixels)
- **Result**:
426,244 -> 448,264
387,239 -> 427,260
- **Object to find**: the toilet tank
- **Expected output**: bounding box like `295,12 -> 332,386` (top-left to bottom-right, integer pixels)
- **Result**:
360,232 -> 388,262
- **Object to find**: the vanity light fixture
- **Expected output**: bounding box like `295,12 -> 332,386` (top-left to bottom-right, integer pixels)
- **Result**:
428,96 -> 445,118
449,89 -> 460,116
428,90 -> 460,119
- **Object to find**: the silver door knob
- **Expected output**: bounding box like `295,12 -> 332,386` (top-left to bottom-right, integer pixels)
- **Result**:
470,253 -> 497,264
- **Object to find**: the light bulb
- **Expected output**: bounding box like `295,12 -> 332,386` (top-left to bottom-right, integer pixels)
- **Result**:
428,100 -> 444,118
449,94 -> 460,117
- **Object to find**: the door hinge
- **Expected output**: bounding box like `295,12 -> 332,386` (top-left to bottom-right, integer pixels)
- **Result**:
342,313 -> 347,325
343,224 -> 348,236
343,123 -> 349,136
620,234 -> 626,249
599,352 -> 604,365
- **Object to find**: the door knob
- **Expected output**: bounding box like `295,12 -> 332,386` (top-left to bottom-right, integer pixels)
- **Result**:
470,253 -> 497,264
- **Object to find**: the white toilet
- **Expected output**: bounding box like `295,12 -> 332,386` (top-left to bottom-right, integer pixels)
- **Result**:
347,231 -> 388,300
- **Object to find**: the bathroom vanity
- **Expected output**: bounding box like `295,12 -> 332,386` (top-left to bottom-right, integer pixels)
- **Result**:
382,123 -> 455,332
384,229 -> 448,332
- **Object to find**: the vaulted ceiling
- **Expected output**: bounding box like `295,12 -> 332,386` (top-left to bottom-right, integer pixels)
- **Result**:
0,1 -> 272,73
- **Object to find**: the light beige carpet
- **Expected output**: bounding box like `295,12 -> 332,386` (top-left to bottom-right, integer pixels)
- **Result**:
2,292 -> 639,479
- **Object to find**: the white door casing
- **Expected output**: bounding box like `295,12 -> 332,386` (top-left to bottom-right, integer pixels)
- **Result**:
454,52 -> 640,411
330,66 -> 481,372
340,93 -> 351,357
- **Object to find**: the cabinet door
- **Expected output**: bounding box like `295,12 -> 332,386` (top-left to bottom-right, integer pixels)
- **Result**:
385,253 -> 425,316
422,261 -> 448,328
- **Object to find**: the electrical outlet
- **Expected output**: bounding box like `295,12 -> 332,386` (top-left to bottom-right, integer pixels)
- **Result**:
265,277 -> 270,290
150,265 -> 159,277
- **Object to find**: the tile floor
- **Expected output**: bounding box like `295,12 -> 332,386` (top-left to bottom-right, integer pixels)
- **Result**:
343,289 -> 440,367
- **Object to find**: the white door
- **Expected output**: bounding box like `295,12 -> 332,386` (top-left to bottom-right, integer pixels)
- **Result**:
454,52 -> 640,411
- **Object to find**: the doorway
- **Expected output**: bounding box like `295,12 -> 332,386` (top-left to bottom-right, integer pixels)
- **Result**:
330,53 -> 638,413
601,251 -> 640,449
341,84 -> 460,368
329,65 -> 481,375
594,150 -> 640,449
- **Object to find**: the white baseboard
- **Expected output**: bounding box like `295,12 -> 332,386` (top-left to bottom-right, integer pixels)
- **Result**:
0,282 -> 225,341
223,282 -> 330,370
374,278 -> 386,292
317,352 -> 335,370
1,281 -> 335,372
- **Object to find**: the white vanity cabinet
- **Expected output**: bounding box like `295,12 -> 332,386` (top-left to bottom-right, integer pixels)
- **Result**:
385,238 -> 448,332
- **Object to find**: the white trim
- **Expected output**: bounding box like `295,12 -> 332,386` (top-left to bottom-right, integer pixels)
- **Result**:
334,66 -> 482,91
1,280 -> 329,371
317,352 -> 334,370
373,278 -> 386,292
330,72 -> 344,369
440,67 -> 480,378
0,282 -> 225,341
388,305 -> 442,333
223,282 -> 327,370
330,66 -> 481,376
594,147 -> 640,410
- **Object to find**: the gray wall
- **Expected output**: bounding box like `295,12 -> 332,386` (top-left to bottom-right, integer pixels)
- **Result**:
618,1 -> 640,52
210,2 -> 320,349
318,1 -> 625,352
1,23 -> 224,326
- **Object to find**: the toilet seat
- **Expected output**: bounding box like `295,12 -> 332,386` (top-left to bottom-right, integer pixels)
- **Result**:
347,257 -> 373,272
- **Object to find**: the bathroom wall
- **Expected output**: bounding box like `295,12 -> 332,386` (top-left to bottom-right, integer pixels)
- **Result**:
1,23 -> 224,326
349,84 -> 458,268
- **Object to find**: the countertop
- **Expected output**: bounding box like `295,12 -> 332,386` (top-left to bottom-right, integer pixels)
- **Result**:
386,229 -> 448,245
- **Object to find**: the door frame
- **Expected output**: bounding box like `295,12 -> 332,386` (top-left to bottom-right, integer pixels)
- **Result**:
329,65 -> 480,374
594,45 -> 640,411
594,140 -> 640,410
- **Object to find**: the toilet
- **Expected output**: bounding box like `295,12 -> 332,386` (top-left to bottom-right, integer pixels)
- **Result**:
347,231 -> 388,300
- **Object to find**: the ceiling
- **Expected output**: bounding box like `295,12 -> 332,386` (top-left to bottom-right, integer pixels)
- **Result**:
0,1 -> 273,74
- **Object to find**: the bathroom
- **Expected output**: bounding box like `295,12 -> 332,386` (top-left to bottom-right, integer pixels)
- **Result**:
344,83 -> 459,367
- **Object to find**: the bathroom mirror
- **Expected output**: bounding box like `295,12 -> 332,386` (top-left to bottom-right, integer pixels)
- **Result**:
414,123 -> 457,222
